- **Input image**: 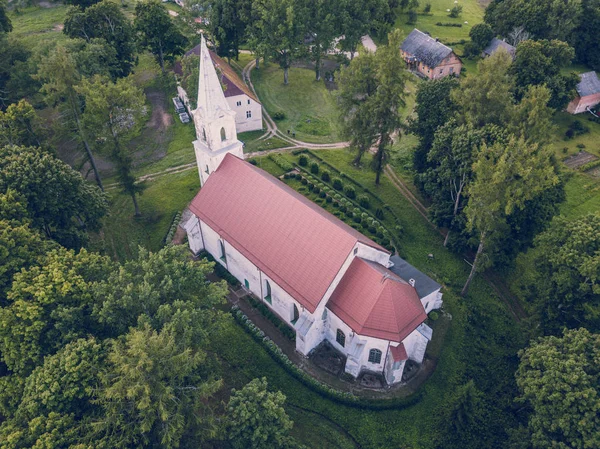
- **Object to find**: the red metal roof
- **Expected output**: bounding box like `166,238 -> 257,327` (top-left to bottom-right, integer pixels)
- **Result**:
390,343 -> 408,362
327,258 -> 427,342
189,154 -> 386,313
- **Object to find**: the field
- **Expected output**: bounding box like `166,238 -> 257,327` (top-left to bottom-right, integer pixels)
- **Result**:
252,63 -> 343,143
8,4 -> 69,49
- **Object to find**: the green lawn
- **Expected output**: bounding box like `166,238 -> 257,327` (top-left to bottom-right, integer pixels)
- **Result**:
8,5 -> 69,49
252,63 -> 342,143
394,0 -> 485,45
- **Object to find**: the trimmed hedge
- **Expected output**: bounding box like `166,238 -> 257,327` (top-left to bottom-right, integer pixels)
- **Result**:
269,154 -> 294,171
231,307 -> 424,410
164,211 -> 182,245
245,296 -> 296,341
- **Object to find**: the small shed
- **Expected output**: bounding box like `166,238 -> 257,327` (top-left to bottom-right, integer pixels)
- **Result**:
481,38 -> 516,60
566,71 -> 600,114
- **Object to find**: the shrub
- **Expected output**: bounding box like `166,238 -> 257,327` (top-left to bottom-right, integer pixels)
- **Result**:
346,210 -> 354,219
269,154 -> 294,171
313,186 -> 321,194
423,2 -> 431,12
353,215 -> 362,224
353,208 -> 361,216
273,111 -> 286,120
428,310 -> 439,321
333,178 -> 344,190
449,5 -> 462,17
321,170 -> 331,182
248,158 -> 257,165
307,182 -> 314,191
301,178 -> 308,185
332,201 -> 339,208
395,225 -> 404,236
375,207 -> 385,220
576,143 -> 586,149
358,195 -> 370,209
344,186 -> 356,199
407,9 -> 417,24
565,129 -> 575,139
562,147 -> 569,154
319,191 -> 326,198
436,21 -> 462,27
326,195 -> 333,203
310,162 -> 319,174
295,173 -> 302,180
339,205 -> 346,213
298,155 -> 308,166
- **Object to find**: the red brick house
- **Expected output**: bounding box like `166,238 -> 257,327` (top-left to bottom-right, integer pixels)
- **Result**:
400,29 -> 462,79
567,71 -> 600,114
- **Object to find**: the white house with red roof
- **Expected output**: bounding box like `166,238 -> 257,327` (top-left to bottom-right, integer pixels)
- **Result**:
183,36 -> 441,385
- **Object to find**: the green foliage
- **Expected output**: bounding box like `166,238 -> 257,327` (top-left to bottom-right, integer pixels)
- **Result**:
0,100 -> 42,147
527,213 -> 600,333
63,0 -> 136,78
337,0 -> 388,57
358,194 -> 370,209
298,154 -> 308,166
572,0 -> 600,70
97,323 -> 222,449
77,75 -> 147,214
423,2 -> 431,13
0,0 -> 11,34
134,0 -> 188,73
310,161 -> 319,174
273,111 -> 286,120
511,39 -> 577,110
269,154 -> 295,171
344,185 -> 356,199
205,0 -> 252,61
516,328 -> 600,449
0,146 -> 108,248
407,9 -> 417,24
320,169 -> 330,182
0,247 -> 113,376
332,177 -> 343,190
468,23 -> 494,55
227,377 -> 298,449
448,5 -> 462,17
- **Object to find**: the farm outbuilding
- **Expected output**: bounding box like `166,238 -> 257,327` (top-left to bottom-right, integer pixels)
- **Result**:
567,71 -> 600,114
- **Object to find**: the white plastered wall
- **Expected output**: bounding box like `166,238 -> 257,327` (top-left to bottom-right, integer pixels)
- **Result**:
226,94 -> 263,132
421,289 -> 443,314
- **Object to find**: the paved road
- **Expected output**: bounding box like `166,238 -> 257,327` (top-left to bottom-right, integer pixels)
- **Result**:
361,35 -> 378,53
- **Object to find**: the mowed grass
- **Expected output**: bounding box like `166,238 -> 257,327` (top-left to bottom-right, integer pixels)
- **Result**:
96,168 -> 199,261
252,63 -> 342,143
8,5 -> 69,49
394,0 -> 485,45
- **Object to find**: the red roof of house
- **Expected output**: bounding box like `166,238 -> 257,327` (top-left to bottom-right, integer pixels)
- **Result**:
327,258 -> 427,342
189,154 -> 386,313
390,343 -> 408,362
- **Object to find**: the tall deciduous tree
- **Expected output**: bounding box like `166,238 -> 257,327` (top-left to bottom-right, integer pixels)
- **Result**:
96,323 -> 222,449
227,377 -> 300,449
204,0 -> 252,61
460,136 -> 559,296
64,1 -> 137,78
572,0 -> 600,70
77,76 -> 147,216
511,39 -> 578,109
338,0 -> 388,59
250,0 -> 307,85
0,0 -> 11,34
452,49 -> 514,128
516,328 -> 600,449
0,146 -> 108,247
528,213 -> 600,333
134,0 -> 188,74
306,0 -> 340,81
36,45 -> 104,189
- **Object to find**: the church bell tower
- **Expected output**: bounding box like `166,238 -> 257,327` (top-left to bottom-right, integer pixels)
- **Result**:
192,35 -> 244,186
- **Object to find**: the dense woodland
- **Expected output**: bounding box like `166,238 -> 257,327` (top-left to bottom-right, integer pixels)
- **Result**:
0,0 -> 599,447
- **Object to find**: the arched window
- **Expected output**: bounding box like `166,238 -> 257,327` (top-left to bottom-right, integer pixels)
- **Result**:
292,304 -> 299,324
264,280 -> 272,304
336,329 -> 345,347
220,127 -> 226,141
219,240 -> 226,262
368,349 -> 382,364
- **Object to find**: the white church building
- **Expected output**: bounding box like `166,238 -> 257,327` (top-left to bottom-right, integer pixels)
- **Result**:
184,37 -> 443,385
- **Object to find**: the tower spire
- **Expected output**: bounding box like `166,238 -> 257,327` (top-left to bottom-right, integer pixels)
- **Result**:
196,35 -> 230,122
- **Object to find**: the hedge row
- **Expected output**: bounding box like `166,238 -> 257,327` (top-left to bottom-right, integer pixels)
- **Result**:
231,306 -> 424,410
269,153 -> 295,171
246,295 -> 296,341
164,211 -> 182,245
436,22 -> 462,27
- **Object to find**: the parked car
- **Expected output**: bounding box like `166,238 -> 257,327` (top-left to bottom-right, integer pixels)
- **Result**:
172,97 -> 186,114
179,112 -> 190,123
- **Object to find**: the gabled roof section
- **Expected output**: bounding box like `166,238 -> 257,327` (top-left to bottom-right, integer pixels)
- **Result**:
389,255 -> 441,299
196,36 -> 231,120
482,38 -> 516,59
327,258 -> 427,342
400,29 -> 454,68
189,154 -> 386,313
390,343 -> 408,362
209,51 -> 260,103
576,71 -> 600,97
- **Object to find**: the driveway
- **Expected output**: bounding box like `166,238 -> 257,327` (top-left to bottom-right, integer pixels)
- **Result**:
361,35 -> 378,52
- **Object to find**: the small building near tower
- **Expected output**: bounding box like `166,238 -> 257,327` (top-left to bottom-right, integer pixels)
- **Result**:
481,38 -> 516,60
400,28 -> 462,79
566,71 -> 600,114
176,43 -> 263,132
182,36 -> 443,386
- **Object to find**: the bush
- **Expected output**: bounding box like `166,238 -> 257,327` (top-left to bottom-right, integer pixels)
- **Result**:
423,2 -> 431,12
358,195 -> 370,209
344,186 -> 356,199
375,207 -> 385,220
307,182 -> 314,191
395,225 -> 404,236
345,210 -> 354,219
298,155 -> 308,166
321,170 -> 331,182
333,178 -> 344,190
407,9 -> 417,24
310,162 -> 319,174
301,178 -> 308,185
319,191 -> 327,198
339,205 -> 346,212
436,22 -> 462,27
565,128 -> 575,139
449,5 -> 462,17
313,186 -> 321,194
428,310 -> 439,321
326,195 -> 333,203
248,158 -> 257,166
269,154 -> 294,171
577,143 -> 586,149
295,173 -> 302,180
562,147 -> 569,154
273,111 -> 286,120
353,215 -> 362,224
